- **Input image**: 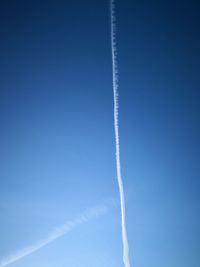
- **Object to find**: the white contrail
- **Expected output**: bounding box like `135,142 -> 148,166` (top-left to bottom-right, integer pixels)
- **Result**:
0,201 -> 113,267
110,1 -> 131,267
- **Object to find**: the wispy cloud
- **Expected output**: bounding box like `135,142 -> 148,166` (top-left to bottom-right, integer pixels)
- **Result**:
110,1 -> 131,267
0,200 -> 115,267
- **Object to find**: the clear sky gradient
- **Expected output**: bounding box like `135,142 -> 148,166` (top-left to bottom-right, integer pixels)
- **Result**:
0,1 -> 199,267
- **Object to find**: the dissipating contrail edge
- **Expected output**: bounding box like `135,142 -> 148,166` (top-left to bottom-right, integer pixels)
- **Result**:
0,201 -> 115,267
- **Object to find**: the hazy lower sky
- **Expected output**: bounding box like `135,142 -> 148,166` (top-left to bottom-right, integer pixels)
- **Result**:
0,1 -> 199,267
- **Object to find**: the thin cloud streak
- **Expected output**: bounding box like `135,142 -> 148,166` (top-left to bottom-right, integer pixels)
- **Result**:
110,1 -> 131,267
0,201 -> 114,267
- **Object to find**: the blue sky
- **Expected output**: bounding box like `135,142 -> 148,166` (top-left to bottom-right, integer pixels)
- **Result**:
0,1 -> 199,267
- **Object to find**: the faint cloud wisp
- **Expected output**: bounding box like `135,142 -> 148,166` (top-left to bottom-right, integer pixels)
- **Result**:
0,200 -> 115,267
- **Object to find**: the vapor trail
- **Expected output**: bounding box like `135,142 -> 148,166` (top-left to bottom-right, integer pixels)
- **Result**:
0,202 -> 113,267
110,1 -> 131,267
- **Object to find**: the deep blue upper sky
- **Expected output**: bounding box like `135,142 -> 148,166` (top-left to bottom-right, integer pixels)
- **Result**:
0,1 -> 199,267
